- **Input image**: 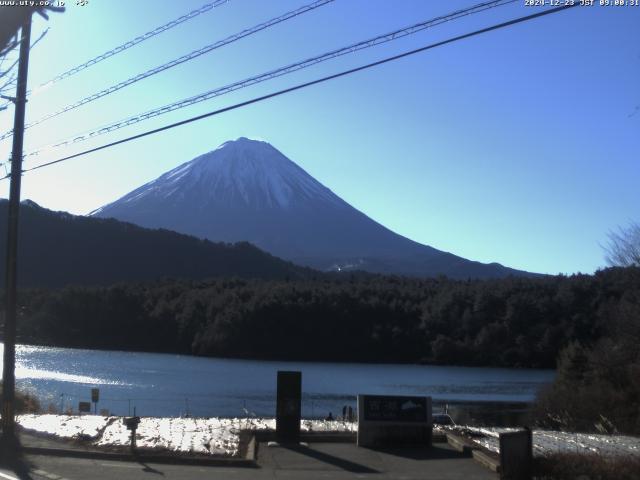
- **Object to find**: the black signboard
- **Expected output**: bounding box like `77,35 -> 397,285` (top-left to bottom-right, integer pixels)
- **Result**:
276,371 -> 301,443
363,395 -> 428,422
123,416 -> 141,431
91,388 -> 100,403
78,401 -> 91,413
123,416 -> 141,450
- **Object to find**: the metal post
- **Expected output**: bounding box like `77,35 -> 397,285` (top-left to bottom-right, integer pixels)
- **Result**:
2,13 -> 32,443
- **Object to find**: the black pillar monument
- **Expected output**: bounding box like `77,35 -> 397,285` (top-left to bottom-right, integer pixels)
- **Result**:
276,371 -> 301,444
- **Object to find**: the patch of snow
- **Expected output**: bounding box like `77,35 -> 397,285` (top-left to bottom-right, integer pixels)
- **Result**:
18,414 -> 109,439
122,190 -> 151,204
450,426 -> 640,458
164,163 -> 192,181
23,414 -> 636,459
87,206 -> 105,216
302,419 -> 357,433
97,417 -> 243,456
16,415 -> 356,457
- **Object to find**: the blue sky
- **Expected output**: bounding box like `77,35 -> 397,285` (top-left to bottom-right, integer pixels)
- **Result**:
0,0 -> 638,275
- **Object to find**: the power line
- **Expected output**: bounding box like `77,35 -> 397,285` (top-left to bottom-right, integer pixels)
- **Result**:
0,0 -> 334,140
22,0 -> 517,160
30,0 -> 230,93
7,3 -> 578,180
0,1 -> 228,115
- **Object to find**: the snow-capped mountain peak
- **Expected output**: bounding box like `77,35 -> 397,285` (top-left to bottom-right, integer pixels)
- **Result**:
92,138 -> 530,279
97,137 -> 340,213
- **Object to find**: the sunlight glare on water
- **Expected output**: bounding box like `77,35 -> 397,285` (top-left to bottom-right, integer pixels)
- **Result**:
2,343 -> 132,386
2,343 -> 555,418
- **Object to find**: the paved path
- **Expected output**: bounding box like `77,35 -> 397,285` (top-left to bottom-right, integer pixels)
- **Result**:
258,442 -> 497,479
0,441 -> 497,480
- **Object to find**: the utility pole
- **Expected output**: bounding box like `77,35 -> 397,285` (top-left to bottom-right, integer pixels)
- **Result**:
1,13 -> 32,444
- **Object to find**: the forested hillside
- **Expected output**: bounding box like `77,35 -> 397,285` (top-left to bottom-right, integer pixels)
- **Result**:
0,200 -> 311,287
15,267 -> 639,368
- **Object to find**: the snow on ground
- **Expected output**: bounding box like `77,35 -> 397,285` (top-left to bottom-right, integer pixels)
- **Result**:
302,419 -> 357,433
450,426 -> 640,457
97,417 -> 246,456
17,415 -> 356,457
17,414 -> 109,439
17,415 -> 638,458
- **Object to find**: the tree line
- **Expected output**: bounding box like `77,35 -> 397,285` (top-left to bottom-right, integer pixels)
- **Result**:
13,266 -> 639,369
531,222 -> 640,434
533,271 -> 640,434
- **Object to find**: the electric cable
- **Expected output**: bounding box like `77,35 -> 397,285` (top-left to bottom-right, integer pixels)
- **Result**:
0,0 -> 334,140
21,0 -> 517,160
0,3 -> 577,180
33,0 -> 230,92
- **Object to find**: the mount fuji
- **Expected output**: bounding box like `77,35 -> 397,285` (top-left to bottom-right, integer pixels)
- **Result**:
91,137 -> 530,279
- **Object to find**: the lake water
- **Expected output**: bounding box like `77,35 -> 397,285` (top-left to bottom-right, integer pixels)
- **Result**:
4,343 -> 555,421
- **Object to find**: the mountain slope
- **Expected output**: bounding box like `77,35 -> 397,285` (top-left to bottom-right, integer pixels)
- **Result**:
92,137 -> 533,279
0,199 -> 310,288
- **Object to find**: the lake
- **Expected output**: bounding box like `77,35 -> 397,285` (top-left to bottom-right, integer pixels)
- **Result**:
4,343 -> 555,422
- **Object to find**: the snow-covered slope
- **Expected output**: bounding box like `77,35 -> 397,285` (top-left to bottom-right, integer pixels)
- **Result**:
94,138 -> 342,213
92,137 -> 530,279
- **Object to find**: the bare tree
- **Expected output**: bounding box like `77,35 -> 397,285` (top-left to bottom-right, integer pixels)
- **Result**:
0,8 -> 24,107
0,6 -> 63,110
0,5 -> 62,52
604,222 -> 640,267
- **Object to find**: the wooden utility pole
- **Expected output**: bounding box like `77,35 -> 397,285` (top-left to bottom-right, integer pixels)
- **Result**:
1,13 -> 32,442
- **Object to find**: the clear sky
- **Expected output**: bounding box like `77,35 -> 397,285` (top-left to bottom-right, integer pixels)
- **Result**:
0,0 -> 638,275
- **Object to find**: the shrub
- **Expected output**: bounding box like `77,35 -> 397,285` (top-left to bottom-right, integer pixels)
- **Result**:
0,383 -> 41,413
